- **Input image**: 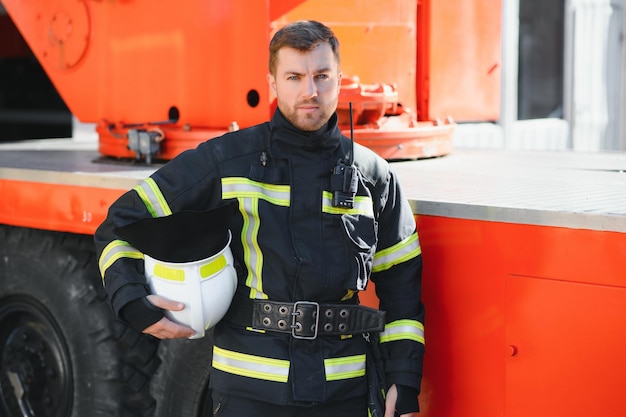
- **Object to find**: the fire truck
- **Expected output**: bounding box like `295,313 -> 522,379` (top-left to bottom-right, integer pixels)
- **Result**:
1,1 -> 625,417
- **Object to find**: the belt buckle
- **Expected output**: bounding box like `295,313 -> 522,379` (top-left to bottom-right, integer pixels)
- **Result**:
291,301 -> 319,340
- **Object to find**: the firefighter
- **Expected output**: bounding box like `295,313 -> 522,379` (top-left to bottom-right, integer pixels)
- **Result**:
95,20 -> 424,417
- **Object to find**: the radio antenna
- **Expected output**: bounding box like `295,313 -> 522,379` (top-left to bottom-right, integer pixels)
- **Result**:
349,102 -> 355,165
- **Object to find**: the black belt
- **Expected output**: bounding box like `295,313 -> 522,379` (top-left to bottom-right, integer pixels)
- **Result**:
224,294 -> 386,340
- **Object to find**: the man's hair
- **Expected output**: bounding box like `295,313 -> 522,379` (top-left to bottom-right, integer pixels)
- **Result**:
269,20 -> 340,75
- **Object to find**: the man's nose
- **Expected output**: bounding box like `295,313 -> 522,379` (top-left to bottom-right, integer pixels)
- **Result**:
302,77 -> 318,98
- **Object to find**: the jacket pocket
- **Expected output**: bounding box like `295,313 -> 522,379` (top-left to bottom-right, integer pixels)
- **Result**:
340,214 -> 378,290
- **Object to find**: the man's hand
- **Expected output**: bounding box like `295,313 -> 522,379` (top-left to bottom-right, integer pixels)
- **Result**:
385,384 -> 419,417
142,295 -> 196,339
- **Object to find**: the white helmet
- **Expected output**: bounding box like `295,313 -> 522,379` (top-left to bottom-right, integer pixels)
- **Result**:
143,231 -> 236,338
115,203 -> 238,339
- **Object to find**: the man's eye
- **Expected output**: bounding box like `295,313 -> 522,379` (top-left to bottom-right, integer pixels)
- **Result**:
316,74 -> 329,80
287,75 -> 299,81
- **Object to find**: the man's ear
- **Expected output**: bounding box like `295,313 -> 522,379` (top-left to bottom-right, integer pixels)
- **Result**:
267,73 -> 277,95
337,71 -> 342,93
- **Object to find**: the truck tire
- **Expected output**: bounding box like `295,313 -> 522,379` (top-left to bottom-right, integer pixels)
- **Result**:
151,334 -> 214,417
0,225 -> 160,417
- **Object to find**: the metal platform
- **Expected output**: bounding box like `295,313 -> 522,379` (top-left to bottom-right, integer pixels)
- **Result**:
393,149 -> 626,232
0,140 -> 155,190
1,141 -> 625,232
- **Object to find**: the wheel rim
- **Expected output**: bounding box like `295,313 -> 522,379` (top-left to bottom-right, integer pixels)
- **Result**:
0,296 -> 72,417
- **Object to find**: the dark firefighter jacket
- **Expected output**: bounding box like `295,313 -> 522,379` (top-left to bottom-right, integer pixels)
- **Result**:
95,109 -> 425,406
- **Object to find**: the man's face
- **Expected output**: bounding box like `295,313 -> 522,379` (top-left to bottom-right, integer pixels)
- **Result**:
268,43 -> 342,131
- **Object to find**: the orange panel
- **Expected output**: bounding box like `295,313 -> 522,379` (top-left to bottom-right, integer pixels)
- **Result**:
270,0 -> 309,21
505,276 -> 626,417
417,0 -> 502,122
3,0 -> 271,129
0,179 -> 127,235
366,214 -> 626,417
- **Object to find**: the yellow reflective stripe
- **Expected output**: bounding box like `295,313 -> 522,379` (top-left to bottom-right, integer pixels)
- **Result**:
238,197 -> 266,299
321,191 -> 374,217
372,232 -> 421,273
151,254 -> 227,282
98,240 -> 144,280
212,346 -> 290,383
324,354 -> 366,381
380,319 -> 425,345
221,177 -> 290,206
222,177 -> 288,300
153,264 -> 185,282
200,254 -> 227,278
133,178 -> 172,218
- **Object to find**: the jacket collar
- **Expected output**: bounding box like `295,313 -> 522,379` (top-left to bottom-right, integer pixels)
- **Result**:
269,108 -> 343,157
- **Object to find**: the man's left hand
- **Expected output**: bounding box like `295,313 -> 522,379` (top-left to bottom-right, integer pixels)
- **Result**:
384,384 -> 419,417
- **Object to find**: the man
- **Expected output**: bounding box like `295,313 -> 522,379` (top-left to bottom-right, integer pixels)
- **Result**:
95,20 -> 424,417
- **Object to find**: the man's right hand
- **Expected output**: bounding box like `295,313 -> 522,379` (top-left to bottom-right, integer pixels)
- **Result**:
143,295 -> 196,339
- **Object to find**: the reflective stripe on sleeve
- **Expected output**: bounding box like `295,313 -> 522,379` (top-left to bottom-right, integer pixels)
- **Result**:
212,346 -> 290,383
380,319 -> 425,345
133,178 -> 172,218
321,191 -> 374,217
98,240 -> 144,281
324,354 -> 366,381
372,232 -> 421,273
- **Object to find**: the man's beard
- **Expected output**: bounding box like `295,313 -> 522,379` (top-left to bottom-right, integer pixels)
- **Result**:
278,98 -> 336,131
